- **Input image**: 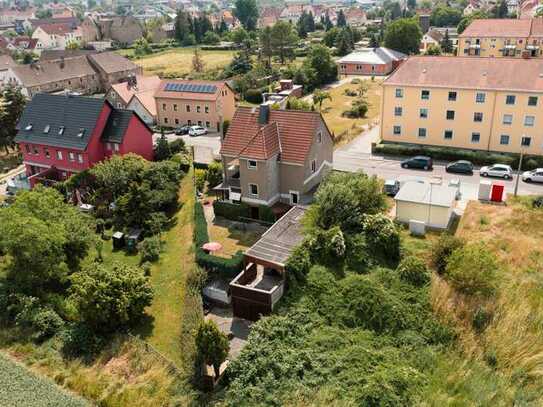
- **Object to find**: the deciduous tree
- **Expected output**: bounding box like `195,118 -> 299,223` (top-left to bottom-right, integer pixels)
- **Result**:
70,262 -> 153,332
195,320 -> 230,377
233,0 -> 258,31
384,18 -> 422,54
271,21 -> 298,64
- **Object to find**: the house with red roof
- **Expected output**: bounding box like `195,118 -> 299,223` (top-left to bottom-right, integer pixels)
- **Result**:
15,93 -> 153,188
32,22 -> 82,51
219,104 -> 333,215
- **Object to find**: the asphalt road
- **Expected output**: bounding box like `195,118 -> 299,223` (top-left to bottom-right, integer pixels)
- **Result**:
333,126 -> 543,199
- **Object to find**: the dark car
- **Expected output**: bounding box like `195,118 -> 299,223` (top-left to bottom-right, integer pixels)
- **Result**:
401,156 -> 433,171
446,160 -> 474,175
174,125 -> 190,135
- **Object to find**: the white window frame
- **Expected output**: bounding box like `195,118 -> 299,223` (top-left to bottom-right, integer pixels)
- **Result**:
56,150 -> 63,160
114,143 -> 120,152
247,160 -> 257,169
248,183 -> 258,197
503,114 -> 513,125
77,153 -> 83,163
68,152 -> 75,161
311,159 -> 317,173
524,115 -> 535,127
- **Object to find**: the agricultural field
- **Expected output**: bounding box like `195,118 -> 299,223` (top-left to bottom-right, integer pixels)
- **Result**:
0,352 -> 88,407
119,47 -> 236,78
319,78 -> 382,147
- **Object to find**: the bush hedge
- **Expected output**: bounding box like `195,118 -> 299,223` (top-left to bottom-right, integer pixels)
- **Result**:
373,143 -> 543,169
213,200 -> 250,220
194,200 -> 244,278
245,88 -> 264,104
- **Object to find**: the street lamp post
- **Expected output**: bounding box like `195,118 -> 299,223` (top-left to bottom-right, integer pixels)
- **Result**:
514,142 -> 526,197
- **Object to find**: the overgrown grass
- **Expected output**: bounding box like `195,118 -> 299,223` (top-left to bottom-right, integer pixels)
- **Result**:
319,79 -> 382,146
121,47 -> 236,77
429,198 -> 543,403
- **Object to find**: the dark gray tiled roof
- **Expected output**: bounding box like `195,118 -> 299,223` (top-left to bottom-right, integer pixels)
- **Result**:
14,93 -> 106,150
102,109 -> 132,143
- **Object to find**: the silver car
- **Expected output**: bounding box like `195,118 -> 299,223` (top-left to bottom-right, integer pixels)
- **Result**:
522,168 -> 543,183
480,164 -> 513,180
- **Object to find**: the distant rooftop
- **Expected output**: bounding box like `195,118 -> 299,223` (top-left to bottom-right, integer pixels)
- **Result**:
395,181 -> 456,208
337,47 -> 407,65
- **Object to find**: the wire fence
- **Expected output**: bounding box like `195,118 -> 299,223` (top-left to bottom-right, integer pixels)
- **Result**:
126,332 -> 185,377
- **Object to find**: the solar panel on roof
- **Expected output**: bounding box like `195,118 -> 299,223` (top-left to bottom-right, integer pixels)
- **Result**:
164,82 -> 218,94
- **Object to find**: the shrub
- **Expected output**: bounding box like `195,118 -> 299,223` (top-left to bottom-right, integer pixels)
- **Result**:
139,236 -> 161,263
343,88 -> 358,96
245,88 -> 263,104
69,263 -> 153,333
338,274 -> 408,333
285,245 -> 312,284
472,306 -> 493,333
342,99 -> 368,118
206,161 -> 223,189
213,200 -> 250,221
61,323 -> 105,359
203,31 -> 220,45
532,196 -> 543,208
31,308 -> 64,341
350,78 -> 361,84
195,168 -> 207,192
396,256 -> 430,287
444,243 -> 499,296
431,234 -> 465,274
362,213 -> 400,263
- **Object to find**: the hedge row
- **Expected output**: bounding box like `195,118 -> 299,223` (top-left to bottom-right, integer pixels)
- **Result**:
373,143 -> 543,170
213,200 -> 250,220
213,200 -> 276,223
194,200 -> 244,278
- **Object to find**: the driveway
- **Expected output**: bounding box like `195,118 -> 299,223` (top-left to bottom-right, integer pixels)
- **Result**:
153,131 -> 221,164
333,125 -> 543,199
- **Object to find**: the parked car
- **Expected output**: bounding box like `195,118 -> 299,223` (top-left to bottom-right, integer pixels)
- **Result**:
189,125 -> 207,136
174,125 -> 190,135
384,179 -> 400,196
401,156 -> 433,170
446,160 -> 473,175
480,164 -> 513,179
522,168 -> 543,183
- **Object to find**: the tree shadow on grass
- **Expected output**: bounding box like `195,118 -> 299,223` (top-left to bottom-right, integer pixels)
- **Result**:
130,313 -> 156,340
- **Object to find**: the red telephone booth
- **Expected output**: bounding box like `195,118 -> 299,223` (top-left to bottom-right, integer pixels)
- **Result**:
491,183 -> 505,202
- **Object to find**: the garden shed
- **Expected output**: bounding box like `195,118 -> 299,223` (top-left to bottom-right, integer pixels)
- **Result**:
394,181 -> 457,230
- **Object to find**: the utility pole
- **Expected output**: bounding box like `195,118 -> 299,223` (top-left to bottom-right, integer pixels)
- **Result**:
514,147 -> 524,197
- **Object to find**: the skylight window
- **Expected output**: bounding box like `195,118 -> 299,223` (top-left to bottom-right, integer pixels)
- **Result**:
43,125 -> 50,133
59,126 -> 65,135
25,124 -> 33,131
77,128 -> 85,137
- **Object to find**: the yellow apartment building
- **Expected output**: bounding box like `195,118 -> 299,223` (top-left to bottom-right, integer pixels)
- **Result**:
381,56 -> 543,155
154,80 -> 237,133
458,18 -> 543,58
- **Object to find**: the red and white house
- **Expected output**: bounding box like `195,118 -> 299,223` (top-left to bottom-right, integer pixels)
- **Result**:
15,93 -> 154,188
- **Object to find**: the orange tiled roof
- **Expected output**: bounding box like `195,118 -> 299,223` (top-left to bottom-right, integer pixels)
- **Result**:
39,23 -> 74,35
384,56 -> 543,93
111,75 -> 161,104
460,18 -> 535,37
221,106 -> 323,164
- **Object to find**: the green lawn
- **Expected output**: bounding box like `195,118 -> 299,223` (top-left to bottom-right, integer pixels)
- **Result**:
0,352 -> 89,407
132,173 -> 198,366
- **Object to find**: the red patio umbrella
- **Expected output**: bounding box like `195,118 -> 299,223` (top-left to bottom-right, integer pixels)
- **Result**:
202,242 -> 222,252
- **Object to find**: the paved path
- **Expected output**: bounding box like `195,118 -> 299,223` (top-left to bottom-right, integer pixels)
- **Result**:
153,132 -> 221,164
0,164 -> 25,196
333,126 -> 543,199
